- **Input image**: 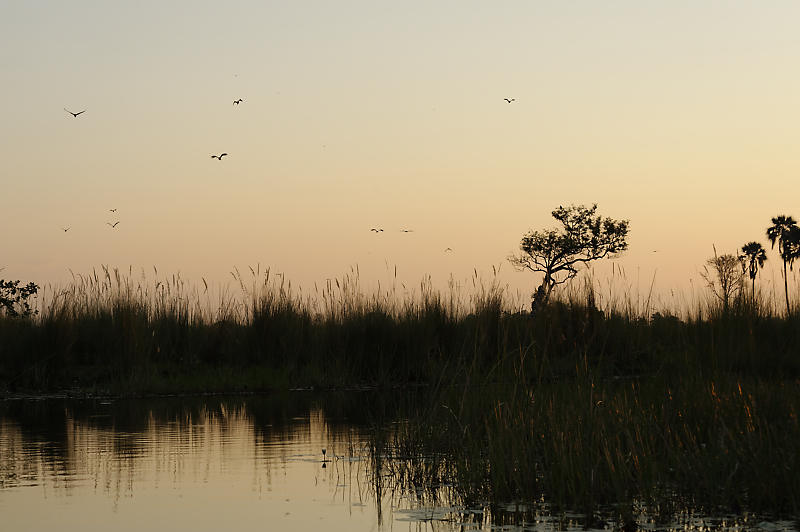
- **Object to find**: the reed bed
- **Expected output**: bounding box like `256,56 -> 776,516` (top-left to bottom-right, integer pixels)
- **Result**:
377,373 -> 800,520
0,265 -> 506,392
2,265 -> 799,517
1,265 -> 798,391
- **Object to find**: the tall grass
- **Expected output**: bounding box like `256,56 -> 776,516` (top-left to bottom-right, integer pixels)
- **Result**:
1,265 -> 798,392
376,372 -> 800,518
358,272 -> 800,519
0,265 -> 508,392
2,265 -> 800,516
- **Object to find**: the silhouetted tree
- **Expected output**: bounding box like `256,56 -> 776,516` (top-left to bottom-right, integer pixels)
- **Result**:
700,249 -> 744,312
508,204 -> 629,313
739,241 -> 767,300
766,215 -> 800,315
0,279 -> 39,318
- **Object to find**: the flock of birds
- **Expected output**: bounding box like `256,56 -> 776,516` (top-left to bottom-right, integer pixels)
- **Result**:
61,100 -> 247,234
61,96 -> 519,251
60,208 -> 119,233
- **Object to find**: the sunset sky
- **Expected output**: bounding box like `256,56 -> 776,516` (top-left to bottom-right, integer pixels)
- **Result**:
2,1 -> 799,307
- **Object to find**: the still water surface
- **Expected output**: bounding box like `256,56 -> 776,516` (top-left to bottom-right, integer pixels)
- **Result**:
0,394 -> 796,532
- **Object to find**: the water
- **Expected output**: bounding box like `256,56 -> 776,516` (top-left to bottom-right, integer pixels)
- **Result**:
0,394 -> 796,532
0,394 -> 385,532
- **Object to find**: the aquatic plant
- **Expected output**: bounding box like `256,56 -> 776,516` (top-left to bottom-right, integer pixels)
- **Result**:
1,265 -> 799,393
2,267 -> 799,517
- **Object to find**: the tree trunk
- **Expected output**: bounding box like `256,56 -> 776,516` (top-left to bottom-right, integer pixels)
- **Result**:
784,260 -> 791,316
540,271 -> 553,304
531,283 -> 546,315
530,271 -> 554,315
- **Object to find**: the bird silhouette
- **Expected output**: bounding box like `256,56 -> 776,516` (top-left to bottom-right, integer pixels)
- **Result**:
444,247 -> 453,252
370,228 -> 384,232
210,153 -> 228,160
61,227 -> 70,232
233,99 -> 243,105
109,208 -> 117,212
503,98 -> 515,103
64,108 -> 86,117
107,221 -> 120,228
401,229 -> 414,233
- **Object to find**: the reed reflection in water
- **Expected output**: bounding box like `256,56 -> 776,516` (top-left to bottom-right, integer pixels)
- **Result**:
2,396 -> 797,532
0,395 -> 380,532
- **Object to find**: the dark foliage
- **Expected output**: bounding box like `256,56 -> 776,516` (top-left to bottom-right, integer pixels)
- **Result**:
0,279 -> 39,318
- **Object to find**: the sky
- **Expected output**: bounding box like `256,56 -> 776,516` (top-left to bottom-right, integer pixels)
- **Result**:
2,1 -> 799,308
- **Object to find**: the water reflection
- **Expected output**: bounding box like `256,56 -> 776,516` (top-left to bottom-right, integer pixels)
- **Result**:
0,394 -> 382,532
0,395 -> 797,532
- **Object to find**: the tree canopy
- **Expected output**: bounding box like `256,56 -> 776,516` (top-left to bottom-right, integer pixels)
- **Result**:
509,204 -> 629,310
0,279 -> 39,318
739,241 -> 767,300
766,215 -> 800,315
700,250 -> 744,312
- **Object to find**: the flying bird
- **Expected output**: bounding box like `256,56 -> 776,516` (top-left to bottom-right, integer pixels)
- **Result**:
503,98 -> 515,103
370,228 -> 384,232
109,208 -> 117,212
233,99 -> 243,105
401,229 -> 414,233
210,153 -> 228,160
64,108 -> 86,117
107,221 -> 120,228
444,247 -> 453,252
61,227 -> 70,232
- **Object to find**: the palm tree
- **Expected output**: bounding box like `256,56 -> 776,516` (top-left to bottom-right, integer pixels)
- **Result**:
766,215 -> 800,315
739,241 -> 767,300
